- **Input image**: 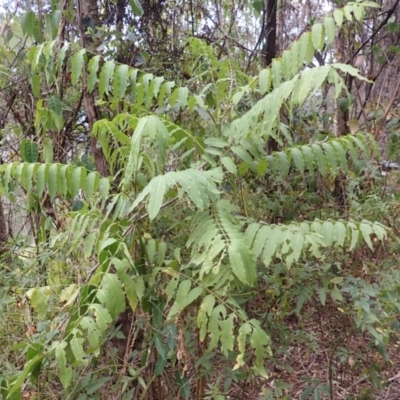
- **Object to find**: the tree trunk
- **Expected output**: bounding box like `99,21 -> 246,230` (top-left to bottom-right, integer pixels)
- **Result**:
77,0 -> 110,177
263,0 -> 277,68
0,197 -> 9,256
263,0 -> 279,153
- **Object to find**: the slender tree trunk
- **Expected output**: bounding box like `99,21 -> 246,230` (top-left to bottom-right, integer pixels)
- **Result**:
0,197 -> 9,256
263,0 -> 279,153
77,0 -> 110,177
333,16 -> 350,208
263,0 -> 277,68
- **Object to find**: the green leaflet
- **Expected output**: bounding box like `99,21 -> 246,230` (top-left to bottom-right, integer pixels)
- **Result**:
57,42 -> 69,71
259,68 -> 271,95
333,9 -> 343,28
290,147 -> 305,174
234,322 -> 252,369
359,221 -> 374,250
148,175 -> 167,220
285,232 -> 304,267
130,0 -> 144,16
85,172 -> 99,199
96,273 -> 125,319
99,60 -> 115,98
55,342 -> 72,389
47,95 -> 63,116
324,17 -> 336,45
221,156 -> 238,175
87,55 -> 100,92
70,334 -> 84,363
45,10 -> 61,40
113,64 -> 129,103
220,314 -> 235,355
21,163 -> 35,193
272,59 -> 282,89
312,23 -> 324,51
166,279 -> 199,319
282,49 -> 292,81
80,316 -> 101,350
48,163 -> 59,199
71,49 -> 86,85
207,305 -> 226,351
43,137 -> 54,163
89,304 -> 113,332
277,152 -> 290,177
343,5 -> 353,21
22,10 -> 43,42
334,221 -> 347,247
20,140 -> 39,163
228,242 -> 256,286
22,10 -> 38,37
250,321 -> 271,378
197,294 -> 216,340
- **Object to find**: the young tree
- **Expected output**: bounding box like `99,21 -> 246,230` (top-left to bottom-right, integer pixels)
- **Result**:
1,1 -> 400,398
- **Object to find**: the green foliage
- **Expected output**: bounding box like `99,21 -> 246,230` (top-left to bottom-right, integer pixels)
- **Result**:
2,0 -> 399,398
20,140 -> 39,163
0,162 -> 110,201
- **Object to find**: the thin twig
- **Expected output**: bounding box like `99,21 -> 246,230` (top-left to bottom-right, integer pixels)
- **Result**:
375,75 -> 400,140
354,81 -> 369,132
350,0 -> 400,62
388,372 -> 400,382
138,197 -> 179,222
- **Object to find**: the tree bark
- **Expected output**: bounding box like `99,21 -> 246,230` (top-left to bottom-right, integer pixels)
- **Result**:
0,197 -> 9,256
263,0 -> 279,153
77,0 -> 110,177
263,0 -> 277,68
